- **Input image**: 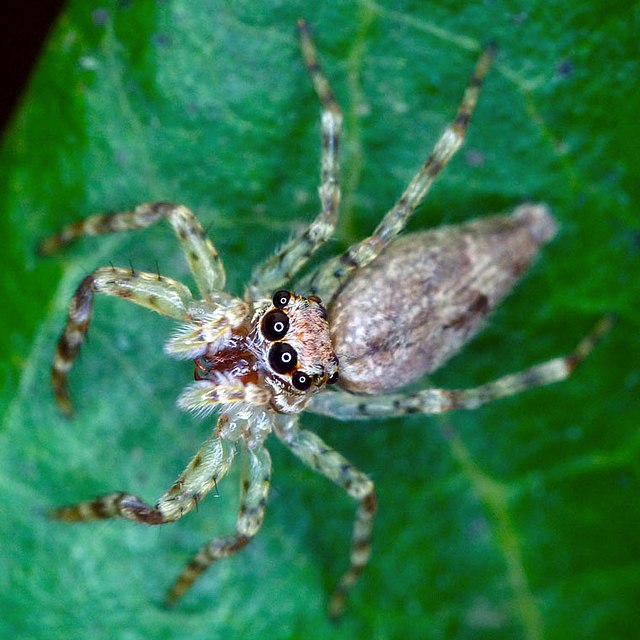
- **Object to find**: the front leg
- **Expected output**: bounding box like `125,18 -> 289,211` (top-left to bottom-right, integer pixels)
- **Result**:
52,266 -> 195,416
275,415 -> 377,619
302,44 -> 495,301
40,202 -> 226,300
52,431 -> 236,524
248,19 -> 342,298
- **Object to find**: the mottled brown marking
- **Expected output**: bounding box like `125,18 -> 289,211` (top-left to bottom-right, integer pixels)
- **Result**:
444,292 -> 489,330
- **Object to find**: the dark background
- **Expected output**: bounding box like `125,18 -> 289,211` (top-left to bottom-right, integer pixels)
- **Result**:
0,2 -> 64,133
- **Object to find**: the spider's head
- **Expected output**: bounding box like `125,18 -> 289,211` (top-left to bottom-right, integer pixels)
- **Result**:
253,289 -> 339,413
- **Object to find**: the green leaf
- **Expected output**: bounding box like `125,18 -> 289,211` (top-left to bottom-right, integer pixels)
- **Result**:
1,1 -> 638,639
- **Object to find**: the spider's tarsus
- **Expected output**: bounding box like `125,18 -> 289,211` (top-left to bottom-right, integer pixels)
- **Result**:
483,39 -> 499,55
37,234 -> 62,257
54,388 -> 76,420
327,592 -> 346,624
567,313 -> 615,371
58,401 -> 75,420
161,597 -> 175,610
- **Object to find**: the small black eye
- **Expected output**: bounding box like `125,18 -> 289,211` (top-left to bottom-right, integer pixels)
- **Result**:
268,342 -> 298,374
327,371 -> 339,385
272,289 -> 291,309
292,370 -> 312,391
261,310 -> 289,341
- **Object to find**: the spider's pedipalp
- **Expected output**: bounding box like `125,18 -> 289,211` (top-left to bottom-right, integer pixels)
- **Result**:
164,297 -> 251,359
177,379 -> 271,417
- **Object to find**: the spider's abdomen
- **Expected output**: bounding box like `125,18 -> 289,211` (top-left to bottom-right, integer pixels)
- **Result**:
329,203 -> 557,394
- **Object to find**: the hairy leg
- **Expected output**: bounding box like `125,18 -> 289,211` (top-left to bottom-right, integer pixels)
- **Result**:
275,415 -> 377,619
165,443 -> 272,605
310,316 -> 614,419
52,432 -> 236,524
52,266 -> 195,416
248,19 -> 342,298
176,380 -> 271,416
303,44 -> 495,300
40,202 -> 225,300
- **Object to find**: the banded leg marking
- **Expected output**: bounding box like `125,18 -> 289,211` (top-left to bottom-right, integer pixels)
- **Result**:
304,44 -> 496,300
310,315 -> 614,420
52,435 -> 237,525
53,266 -> 194,416
165,444 -> 272,606
40,202 -> 225,299
275,416 -> 376,619
249,19 -> 342,298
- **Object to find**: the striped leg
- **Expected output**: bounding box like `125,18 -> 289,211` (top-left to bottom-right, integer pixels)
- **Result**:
52,267 -> 194,416
165,443 -> 272,606
40,202 -> 225,300
303,44 -> 496,300
248,19 -> 342,298
309,315 -> 614,420
275,415 -> 377,619
52,434 -> 236,524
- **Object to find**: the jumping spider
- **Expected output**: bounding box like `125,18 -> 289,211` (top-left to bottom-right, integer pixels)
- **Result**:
43,20 -> 610,618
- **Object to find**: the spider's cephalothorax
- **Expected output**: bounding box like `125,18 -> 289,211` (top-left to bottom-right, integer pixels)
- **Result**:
188,289 -> 339,417
44,19 -> 610,620
253,290 -> 339,412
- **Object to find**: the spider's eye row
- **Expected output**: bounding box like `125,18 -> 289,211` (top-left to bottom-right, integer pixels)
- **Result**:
261,310 -> 290,341
268,342 -> 298,374
272,289 -> 291,309
292,370 -> 312,391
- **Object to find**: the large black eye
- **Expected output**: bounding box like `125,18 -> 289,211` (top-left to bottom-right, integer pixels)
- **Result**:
292,370 -> 312,391
261,310 -> 289,341
272,289 -> 291,309
268,342 -> 298,374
